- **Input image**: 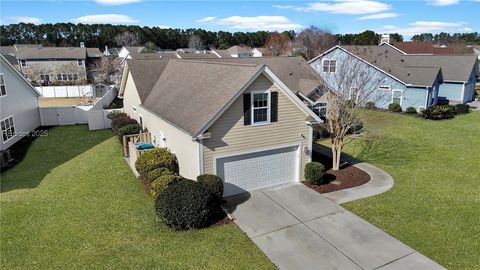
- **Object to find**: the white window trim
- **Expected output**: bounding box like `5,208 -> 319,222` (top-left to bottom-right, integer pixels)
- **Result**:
379,85 -> 391,91
322,59 -> 336,73
1,115 -> 16,143
250,89 -> 271,126
391,89 -> 404,106
19,59 -> 27,68
0,73 -> 6,98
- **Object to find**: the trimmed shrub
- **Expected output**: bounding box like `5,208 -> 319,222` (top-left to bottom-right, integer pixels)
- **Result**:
388,103 -> 402,113
107,111 -> 126,120
364,101 -> 376,110
135,148 -> 178,177
155,180 -> 220,230
145,167 -> 174,183
117,123 -> 142,142
455,104 -> 469,114
197,174 -> 224,201
347,121 -> 363,135
304,162 -> 325,185
405,107 -> 417,114
111,116 -> 138,133
421,105 -> 456,120
150,175 -> 184,198
313,125 -> 330,140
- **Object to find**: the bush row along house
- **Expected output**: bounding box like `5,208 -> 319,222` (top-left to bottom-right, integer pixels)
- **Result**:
308,43 -> 478,110
119,57 -> 322,196
0,43 -> 106,86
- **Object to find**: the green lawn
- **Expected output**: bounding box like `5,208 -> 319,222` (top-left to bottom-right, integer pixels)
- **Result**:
331,111 -> 480,270
0,125 -> 274,270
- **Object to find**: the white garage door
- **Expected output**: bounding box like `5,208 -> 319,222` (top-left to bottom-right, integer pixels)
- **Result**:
216,146 -> 299,197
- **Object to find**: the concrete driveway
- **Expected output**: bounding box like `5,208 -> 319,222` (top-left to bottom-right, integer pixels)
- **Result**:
225,184 -> 445,270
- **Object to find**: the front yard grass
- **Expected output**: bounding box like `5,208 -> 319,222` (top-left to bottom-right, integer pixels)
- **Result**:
326,111 -> 480,270
0,125 -> 274,269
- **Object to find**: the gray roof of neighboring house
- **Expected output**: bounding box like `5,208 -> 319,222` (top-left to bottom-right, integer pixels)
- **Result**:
228,45 -> 251,55
124,46 -> 145,53
0,46 -> 16,56
107,48 -> 120,55
16,47 -> 87,59
175,48 -> 198,54
86,47 -> 103,58
141,60 -> 263,136
194,56 -> 323,96
212,49 -> 233,58
342,45 -> 476,85
176,52 -> 219,59
126,59 -> 170,102
129,52 -> 179,60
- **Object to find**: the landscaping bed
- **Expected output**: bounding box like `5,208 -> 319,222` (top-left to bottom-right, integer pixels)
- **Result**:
303,150 -> 370,193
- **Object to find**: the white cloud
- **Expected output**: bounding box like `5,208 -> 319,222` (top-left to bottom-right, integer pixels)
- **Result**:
358,13 -> 398,20
156,25 -> 171,29
426,0 -> 460,6
376,21 -> 473,36
71,14 -> 138,24
94,0 -> 141,5
0,16 -> 42,24
216,16 -> 302,31
197,16 -> 216,23
277,1 -> 392,15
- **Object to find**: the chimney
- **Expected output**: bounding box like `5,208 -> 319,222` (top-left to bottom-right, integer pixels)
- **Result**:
80,42 -> 85,48
105,45 -> 109,55
380,34 -> 390,45
204,49 -> 207,54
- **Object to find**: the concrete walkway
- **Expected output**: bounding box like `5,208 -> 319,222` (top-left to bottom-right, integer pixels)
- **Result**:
225,184 -> 445,270
312,143 -> 394,204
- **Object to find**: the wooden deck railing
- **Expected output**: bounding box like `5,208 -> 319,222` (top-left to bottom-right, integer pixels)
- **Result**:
123,132 -> 152,157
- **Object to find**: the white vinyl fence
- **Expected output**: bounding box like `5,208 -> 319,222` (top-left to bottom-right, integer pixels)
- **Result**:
36,85 -> 93,98
88,109 -> 122,130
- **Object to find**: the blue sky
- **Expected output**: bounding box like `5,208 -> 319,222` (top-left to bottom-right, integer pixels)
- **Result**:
1,0 -> 479,39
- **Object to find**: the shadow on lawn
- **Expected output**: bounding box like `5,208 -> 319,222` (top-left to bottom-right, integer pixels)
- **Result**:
0,125 -> 113,193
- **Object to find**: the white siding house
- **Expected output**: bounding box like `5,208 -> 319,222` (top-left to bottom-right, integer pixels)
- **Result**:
0,55 -> 41,150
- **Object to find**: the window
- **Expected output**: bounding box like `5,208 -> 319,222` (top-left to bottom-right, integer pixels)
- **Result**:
1,116 -> 15,142
311,102 -> 327,116
322,59 -> 336,73
57,74 -> 62,80
77,59 -> 83,66
19,59 -> 27,68
67,74 -> 73,81
251,91 -> 270,125
392,90 -> 403,105
73,74 -> 78,80
0,73 -> 6,97
378,85 -> 391,91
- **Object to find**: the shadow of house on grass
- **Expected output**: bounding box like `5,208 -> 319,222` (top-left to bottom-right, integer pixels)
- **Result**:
0,125 -> 113,193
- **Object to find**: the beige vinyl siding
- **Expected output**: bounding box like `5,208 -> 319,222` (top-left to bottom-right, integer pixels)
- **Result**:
202,73 -> 311,181
122,70 -> 200,179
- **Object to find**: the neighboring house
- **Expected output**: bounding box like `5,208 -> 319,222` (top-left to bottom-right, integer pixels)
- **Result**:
227,45 -> 253,58
310,44 -> 477,109
175,48 -> 199,54
0,54 -> 41,151
251,48 -> 266,57
119,59 -> 320,196
390,41 -> 473,55
176,50 -> 220,59
103,46 -> 120,57
118,46 -> 146,59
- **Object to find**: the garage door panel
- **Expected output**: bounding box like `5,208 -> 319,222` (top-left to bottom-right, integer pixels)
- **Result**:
217,146 -> 299,197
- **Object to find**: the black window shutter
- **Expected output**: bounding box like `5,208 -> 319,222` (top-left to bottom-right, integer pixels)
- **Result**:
243,94 -> 251,125
271,92 -> 278,122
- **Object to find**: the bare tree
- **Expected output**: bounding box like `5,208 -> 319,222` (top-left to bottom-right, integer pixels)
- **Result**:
294,26 -> 337,60
93,57 -> 121,82
115,31 -> 141,47
263,32 -> 293,56
188,34 -> 204,50
312,53 -> 389,170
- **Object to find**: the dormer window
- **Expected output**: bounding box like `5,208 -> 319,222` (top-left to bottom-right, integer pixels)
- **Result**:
322,59 -> 336,73
19,59 -> 27,68
251,90 -> 270,125
77,59 -> 83,66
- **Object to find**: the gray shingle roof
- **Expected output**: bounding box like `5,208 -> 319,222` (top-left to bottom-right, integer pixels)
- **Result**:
176,52 -> 219,59
86,47 -> 103,58
124,46 -> 145,53
142,60 -> 263,136
228,45 -> 251,55
342,45 -> 476,85
126,59 -> 170,102
0,46 -> 16,56
16,47 -> 87,59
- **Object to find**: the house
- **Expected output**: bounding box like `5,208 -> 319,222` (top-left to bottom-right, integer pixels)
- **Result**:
119,58 -> 321,196
389,41 -> 473,55
103,46 -> 120,57
0,54 -> 41,151
211,45 -> 253,58
118,46 -> 146,59
310,44 -> 477,109
251,48 -> 266,57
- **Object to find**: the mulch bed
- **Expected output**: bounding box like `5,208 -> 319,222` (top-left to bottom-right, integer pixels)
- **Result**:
304,150 -> 370,194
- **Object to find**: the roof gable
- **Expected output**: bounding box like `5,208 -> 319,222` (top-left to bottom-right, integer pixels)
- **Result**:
0,54 -> 41,97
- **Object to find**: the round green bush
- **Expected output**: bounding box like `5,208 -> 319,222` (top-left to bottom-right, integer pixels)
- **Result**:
135,148 -> 178,177
155,180 -> 219,230
405,107 -> 417,114
388,103 -> 402,113
197,174 -> 224,201
313,125 -> 330,140
117,123 -> 142,142
421,105 -> 456,120
304,162 -> 325,185
364,101 -> 376,110
111,116 -> 138,133
145,167 -> 174,182
455,104 -> 469,114
150,175 -> 184,198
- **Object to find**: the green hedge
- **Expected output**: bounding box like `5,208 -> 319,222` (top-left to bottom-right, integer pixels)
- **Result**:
150,175 -> 184,199
117,123 -> 142,142
388,103 -> 402,113
421,105 -> 456,120
197,174 -> 224,201
111,116 -> 138,134
135,148 -> 178,177
145,167 -> 174,183
405,107 -> 417,114
364,101 -> 376,110
304,162 -> 325,185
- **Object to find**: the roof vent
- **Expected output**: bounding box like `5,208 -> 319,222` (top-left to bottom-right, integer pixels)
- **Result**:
80,42 -> 85,48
